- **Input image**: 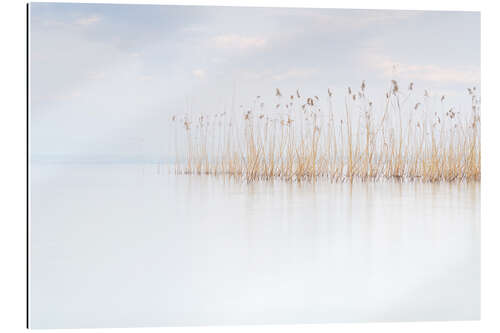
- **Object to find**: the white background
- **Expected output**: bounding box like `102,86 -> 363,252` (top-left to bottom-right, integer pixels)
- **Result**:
0,0 -> 499,332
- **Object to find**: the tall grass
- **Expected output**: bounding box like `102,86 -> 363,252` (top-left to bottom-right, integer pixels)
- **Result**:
169,81 -> 480,183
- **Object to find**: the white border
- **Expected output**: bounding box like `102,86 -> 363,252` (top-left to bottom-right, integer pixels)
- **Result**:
1,0 -> 499,332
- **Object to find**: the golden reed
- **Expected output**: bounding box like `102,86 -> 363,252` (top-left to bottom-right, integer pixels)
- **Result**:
169,81 -> 480,183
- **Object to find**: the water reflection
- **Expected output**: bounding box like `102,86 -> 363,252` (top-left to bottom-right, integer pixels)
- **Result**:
30,164 -> 480,328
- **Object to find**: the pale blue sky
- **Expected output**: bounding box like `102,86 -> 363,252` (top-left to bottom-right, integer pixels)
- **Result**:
30,3 -> 480,161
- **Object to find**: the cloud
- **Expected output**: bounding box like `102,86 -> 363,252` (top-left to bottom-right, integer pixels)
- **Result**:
271,68 -> 318,81
192,69 -> 206,78
75,15 -> 101,26
297,10 -> 422,31
352,11 -> 422,25
241,68 -> 318,81
89,71 -> 105,80
183,25 -> 206,33
40,19 -> 65,28
368,55 -> 480,84
213,34 -> 268,50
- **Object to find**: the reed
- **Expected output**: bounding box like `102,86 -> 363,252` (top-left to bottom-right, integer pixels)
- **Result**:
169,81 -> 480,183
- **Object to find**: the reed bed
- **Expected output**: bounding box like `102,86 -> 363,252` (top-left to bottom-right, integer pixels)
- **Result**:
169,81 -> 480,183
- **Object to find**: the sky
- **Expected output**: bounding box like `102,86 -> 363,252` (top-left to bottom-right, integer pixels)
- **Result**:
29,3 -> 480,162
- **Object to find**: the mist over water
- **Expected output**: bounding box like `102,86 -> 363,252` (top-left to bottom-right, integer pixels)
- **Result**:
30,163 -> 480,328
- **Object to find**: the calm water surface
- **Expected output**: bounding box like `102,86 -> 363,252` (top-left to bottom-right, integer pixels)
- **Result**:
30,164 -> 480,328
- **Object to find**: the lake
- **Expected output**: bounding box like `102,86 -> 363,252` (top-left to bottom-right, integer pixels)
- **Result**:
29,163 -> 480,328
